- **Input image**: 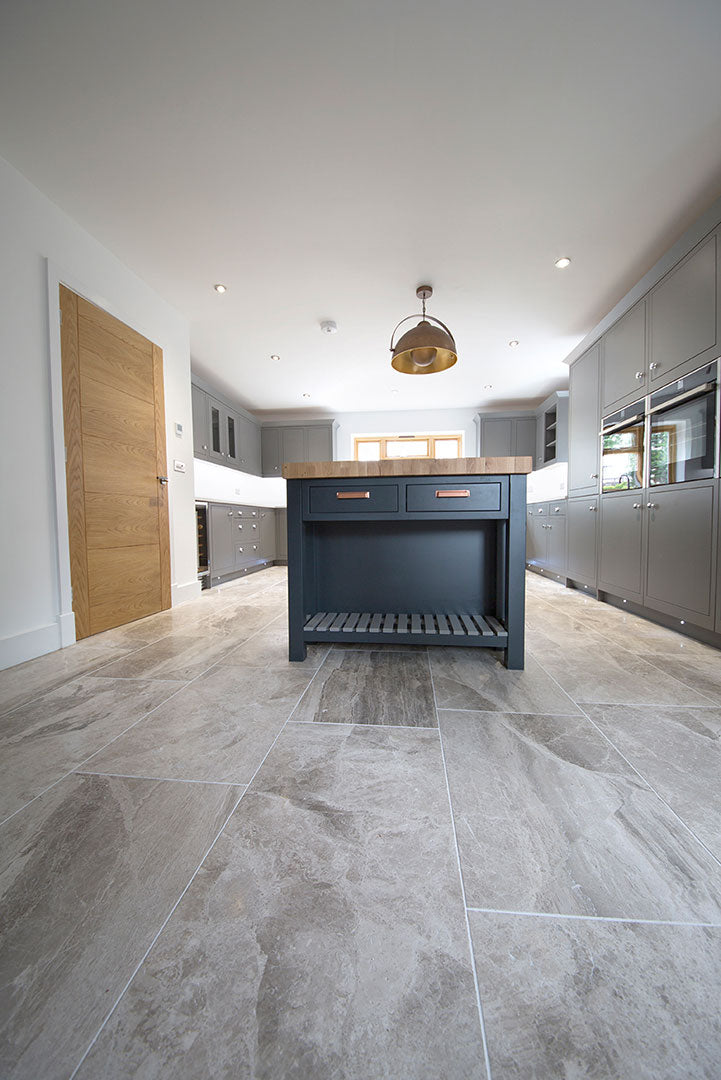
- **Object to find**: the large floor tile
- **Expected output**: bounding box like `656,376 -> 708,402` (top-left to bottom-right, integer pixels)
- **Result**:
84,663 -> 317,784
216,620 -> 328,671
0,773 -> 239,1080
528,630 -> 715,705
430,647 -> 580,714
469,912 -> 721,1080
76,724 -> 485,1080
0,676 -> 179,821
439,709 -> 721,921
95,622 -> 266,683
642,650 -> 721,706
291,649 -> 437,727
0,640 -> 133,716
585,703 -> 721,861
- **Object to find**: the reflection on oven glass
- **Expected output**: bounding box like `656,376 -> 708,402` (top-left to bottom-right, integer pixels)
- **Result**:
601,428 -> 643,491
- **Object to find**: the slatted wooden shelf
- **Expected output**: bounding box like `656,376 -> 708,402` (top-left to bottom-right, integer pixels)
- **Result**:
303,611 -> 507,646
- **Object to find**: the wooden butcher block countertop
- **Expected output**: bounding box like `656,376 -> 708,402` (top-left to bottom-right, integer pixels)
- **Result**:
282,457 -> 533,479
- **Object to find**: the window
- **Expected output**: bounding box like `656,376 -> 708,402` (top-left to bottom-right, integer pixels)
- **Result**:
353,434 -> 462,461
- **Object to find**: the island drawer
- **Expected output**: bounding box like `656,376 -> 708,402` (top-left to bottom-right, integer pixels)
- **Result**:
406,480 -> 504,513
308,483 -> 399,515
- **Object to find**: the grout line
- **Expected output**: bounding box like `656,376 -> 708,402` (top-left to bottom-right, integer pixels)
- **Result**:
427,651 -> 493,1080
82,675 -> 186,684
0,605 -> 292,831
529,643 -> 721,873
464,907 -> 721,928
436,706 -> 581,716
287,719 -> 439,731
68,635 -> 333,1079
75,770 -> 247,787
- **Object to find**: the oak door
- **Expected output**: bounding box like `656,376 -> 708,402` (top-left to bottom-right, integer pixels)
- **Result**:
60,285 -> 171,638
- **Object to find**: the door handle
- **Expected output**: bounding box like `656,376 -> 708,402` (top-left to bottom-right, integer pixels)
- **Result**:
157,476 -> 169,485
632,503 -> 641,509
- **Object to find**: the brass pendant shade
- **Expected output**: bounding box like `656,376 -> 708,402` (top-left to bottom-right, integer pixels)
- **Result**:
390,286 -> 457,375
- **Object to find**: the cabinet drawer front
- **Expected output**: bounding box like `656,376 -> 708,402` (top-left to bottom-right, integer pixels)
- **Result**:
308,483 -> 399,514
406,482 -> 502,513
548,502 -> 566,517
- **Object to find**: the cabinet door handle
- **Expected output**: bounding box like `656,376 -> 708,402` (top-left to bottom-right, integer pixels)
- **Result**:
649,362 -> 659,371
635,371 -> 644,380
336,491 -> 370,499
632,503 -> 641,509
436,489 -> 470,498
647,502 -> 658,509
202,444 -> 208,450
553,507 -> 560,513
588,505 -> 597,512
227,511 -> 233,517
590,473 -> 599,479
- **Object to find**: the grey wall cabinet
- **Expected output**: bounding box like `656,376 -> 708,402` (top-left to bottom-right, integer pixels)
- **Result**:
261,427 -> 282,475
598,492 -> 645,602
261,422 -> 336,477
259,508 -> 276,560
192,384 -> 210,460
478,414 -> 536,458
568,345 -> 601,497
566,496 -> 598,587
601,300 -> 647,412
191,380 -> 262,476
535,392 -> 569,469
644,482 -> 717,629
648,233 -> 718,388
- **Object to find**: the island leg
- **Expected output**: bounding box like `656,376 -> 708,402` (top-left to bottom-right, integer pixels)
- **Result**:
505,473 -> 526,669
286,480 -> 307,662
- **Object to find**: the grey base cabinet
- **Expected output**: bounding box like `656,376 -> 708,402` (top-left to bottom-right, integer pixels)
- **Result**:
526,502 -> 566,574
208,502 -> 278,584
566,496 -> 598,587
275,509 -> 287,562
644,482 -> 717,630
598,492 -> 644,603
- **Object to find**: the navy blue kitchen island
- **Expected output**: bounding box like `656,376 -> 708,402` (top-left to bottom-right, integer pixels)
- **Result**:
283,457 -> 531,669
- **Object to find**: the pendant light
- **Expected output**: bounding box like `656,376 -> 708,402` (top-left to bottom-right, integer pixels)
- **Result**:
390,285 -> 457,375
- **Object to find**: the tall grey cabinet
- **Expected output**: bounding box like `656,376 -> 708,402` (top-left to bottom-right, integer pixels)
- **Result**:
568,345 -> 600,498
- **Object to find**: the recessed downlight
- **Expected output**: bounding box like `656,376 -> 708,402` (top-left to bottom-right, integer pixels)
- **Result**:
213,283 -> 227,293
554,257 -> 571,269
270,354 -> 280,361
508,340 -> 519,348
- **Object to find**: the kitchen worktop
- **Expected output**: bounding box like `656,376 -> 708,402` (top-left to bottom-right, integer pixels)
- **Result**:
281,456 -> 533,479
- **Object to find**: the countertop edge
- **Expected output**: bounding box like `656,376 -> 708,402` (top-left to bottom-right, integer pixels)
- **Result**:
282,457 -> 532,479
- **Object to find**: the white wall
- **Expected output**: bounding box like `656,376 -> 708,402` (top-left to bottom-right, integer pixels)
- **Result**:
0,155 -> 198,669
194,459 -> 286,507
333,407 -> 479,460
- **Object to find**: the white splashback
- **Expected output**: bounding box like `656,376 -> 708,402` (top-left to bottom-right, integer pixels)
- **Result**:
527,462 -> 568,504
193,458 -> 286,507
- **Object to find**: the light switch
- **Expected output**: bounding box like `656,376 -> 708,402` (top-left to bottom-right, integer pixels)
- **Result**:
173,460 -> 186,473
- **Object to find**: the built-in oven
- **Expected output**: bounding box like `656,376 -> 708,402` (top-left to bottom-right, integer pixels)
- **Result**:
196,502 -> 210,588
648,362 -> 718,486
600,400 -> 645,493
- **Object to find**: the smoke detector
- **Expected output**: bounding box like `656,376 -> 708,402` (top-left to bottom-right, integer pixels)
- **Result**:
320,320 -> 338,335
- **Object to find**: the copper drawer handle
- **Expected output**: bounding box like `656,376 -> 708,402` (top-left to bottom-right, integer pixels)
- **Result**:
336,491 -> 370,499
436,489 -> 471,498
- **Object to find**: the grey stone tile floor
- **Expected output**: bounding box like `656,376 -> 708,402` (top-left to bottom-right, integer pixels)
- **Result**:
1,567 -> 720,1078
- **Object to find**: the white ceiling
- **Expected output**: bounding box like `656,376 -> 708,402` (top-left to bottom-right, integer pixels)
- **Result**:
2,0 -> 721,416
